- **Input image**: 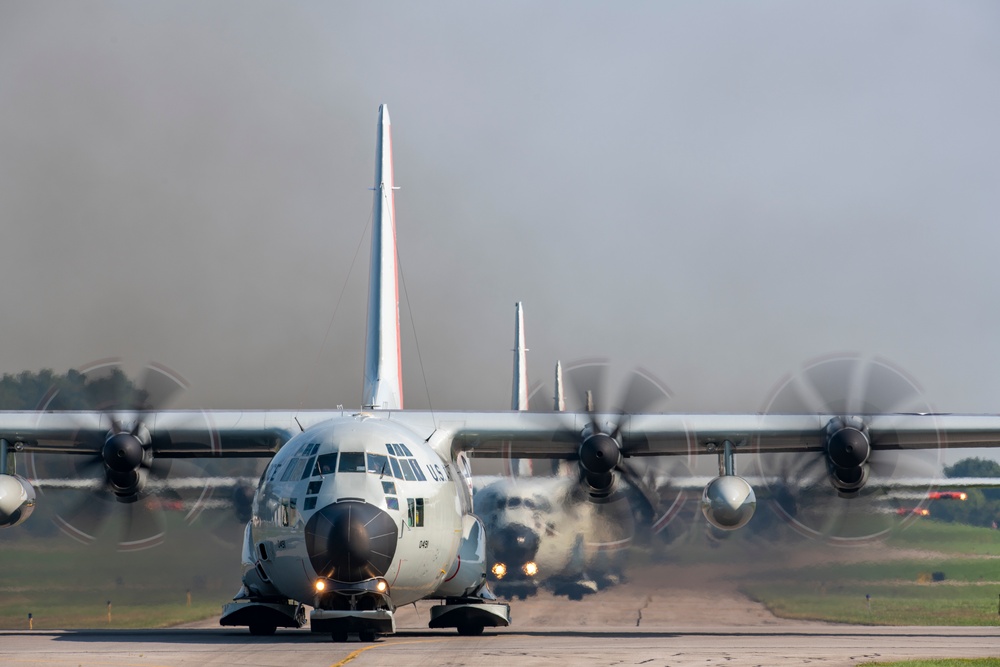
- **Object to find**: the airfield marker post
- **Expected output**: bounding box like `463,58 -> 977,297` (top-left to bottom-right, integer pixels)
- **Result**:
27,613 -> 32,630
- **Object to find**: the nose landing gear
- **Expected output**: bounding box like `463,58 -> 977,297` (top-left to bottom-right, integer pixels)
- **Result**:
326,619 -> 379,643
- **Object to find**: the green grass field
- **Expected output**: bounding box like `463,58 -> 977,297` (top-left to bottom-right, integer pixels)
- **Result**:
0,508 -> 245,630
859,661 -> 1000,667
733,520 -> 1000,626
741,581 -> 1000,625
886,521 -> 1000,557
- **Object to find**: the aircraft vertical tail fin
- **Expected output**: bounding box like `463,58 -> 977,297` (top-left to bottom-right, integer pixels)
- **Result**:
362,104 -> 403,410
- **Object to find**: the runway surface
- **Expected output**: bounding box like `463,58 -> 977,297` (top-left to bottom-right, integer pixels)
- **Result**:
3,562 -> 998,666
2,625 -> 998,667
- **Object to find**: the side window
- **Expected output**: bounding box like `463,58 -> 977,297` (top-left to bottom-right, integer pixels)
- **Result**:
280,459 -> 302,482
389,457 -> 404,480
398,458 -> 417,482
407,498 -> 424,527
407,459 -> 427,481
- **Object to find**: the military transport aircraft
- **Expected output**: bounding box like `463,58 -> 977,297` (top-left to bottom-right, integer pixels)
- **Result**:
2,104 -> 1000,642
476,305 -> 690,600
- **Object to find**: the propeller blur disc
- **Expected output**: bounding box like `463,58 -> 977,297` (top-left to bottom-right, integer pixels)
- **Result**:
27,360 -> 220,551
753,354 -> 943,545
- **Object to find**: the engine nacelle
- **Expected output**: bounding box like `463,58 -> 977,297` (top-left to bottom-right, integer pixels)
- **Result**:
0,474 -> 36,528
824,418 -> 871,498
700,475 -> 756,530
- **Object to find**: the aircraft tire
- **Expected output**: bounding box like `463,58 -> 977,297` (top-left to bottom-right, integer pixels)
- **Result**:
331,629 -> 349,643
358,627 -> 377,642
456,621 -> 485,637
248,623 -> 276,636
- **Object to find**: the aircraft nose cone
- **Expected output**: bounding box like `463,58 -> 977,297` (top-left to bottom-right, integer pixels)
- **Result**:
305,501 -> 398,582
488,522 -> 539,567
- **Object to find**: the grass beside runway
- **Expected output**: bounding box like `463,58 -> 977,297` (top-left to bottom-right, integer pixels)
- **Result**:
883,521 -> 1000,557
730,520 -> 1000,626
0,511 -> 245,630
858,660 -> 1000,666
741,581 -> 1000,625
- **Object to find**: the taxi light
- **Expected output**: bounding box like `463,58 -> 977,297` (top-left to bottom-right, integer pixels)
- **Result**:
315,579 -> 327,592
491,563 -> 507,579
523,561 -> 538,577
960,492 -> 967,501
375,578 -> 389,593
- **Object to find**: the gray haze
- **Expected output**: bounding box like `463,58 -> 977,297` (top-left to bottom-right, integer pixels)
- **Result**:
1,2 -> 999,466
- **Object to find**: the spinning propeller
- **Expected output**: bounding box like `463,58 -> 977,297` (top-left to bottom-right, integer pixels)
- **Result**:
753,354 -> 942,544
27,360 -> 219,551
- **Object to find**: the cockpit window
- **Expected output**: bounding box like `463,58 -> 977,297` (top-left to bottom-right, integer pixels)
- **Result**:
398,457 -> 417,481
389,457 -> 403,480
367,453 -> 389,476
280,457 -> 307,482
397,443 -> 413,457
301,456 -> 317,480
407,459 -> 427,481
338,452 -> 367,473
507,497 -> 522,508
315,453 -> 338,475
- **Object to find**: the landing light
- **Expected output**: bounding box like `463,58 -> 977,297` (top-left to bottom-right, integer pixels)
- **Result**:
523,561 -> 538,577
491,563 -> 507,579
314,579 -> 327,592
375,578 -> 389,593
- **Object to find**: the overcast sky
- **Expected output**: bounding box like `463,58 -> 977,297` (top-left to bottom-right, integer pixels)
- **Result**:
1,0 -> 999,464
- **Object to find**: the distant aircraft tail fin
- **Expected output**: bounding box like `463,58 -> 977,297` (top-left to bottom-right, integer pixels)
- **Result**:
511,302 -> 529,411
362,104 -> 403,410
553,360 -> 565,412
506,302 -> 532,477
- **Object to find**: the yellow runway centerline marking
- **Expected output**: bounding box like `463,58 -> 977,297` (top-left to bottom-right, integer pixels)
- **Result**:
330,638 -> 445,667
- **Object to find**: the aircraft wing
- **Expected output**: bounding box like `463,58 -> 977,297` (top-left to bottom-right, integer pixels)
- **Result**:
0,410 -> 319,457
419,411 -> 1000,457
3,409 -> 1000,460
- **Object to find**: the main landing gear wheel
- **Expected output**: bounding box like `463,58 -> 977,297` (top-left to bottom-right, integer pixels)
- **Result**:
456,621 -> 485,636
331,628 -> 349,643
248,623 -> 276,636
358,627 -> 378,642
